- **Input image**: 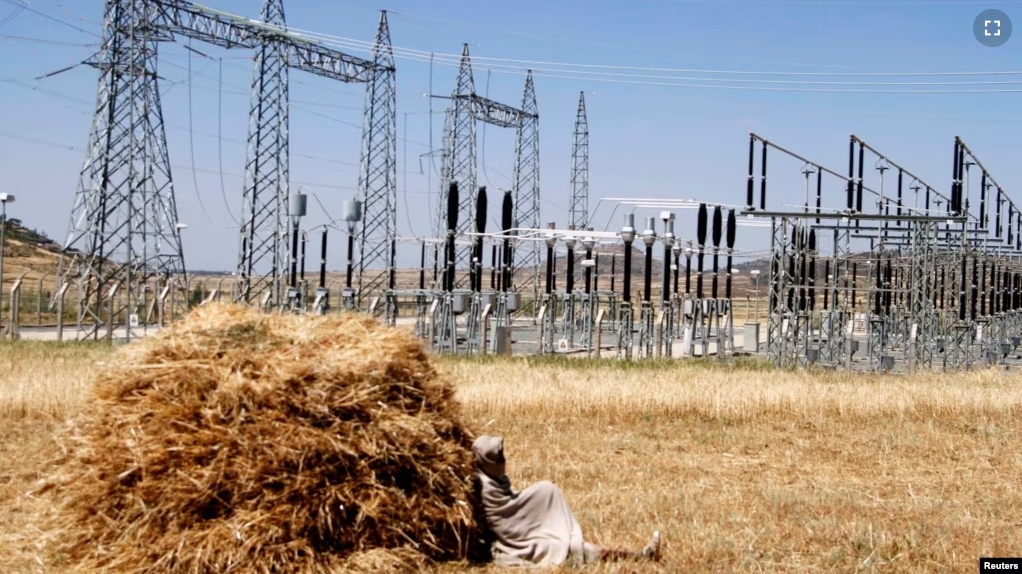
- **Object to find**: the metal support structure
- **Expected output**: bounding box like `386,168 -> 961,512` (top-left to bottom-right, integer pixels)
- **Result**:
569,92 -> 589,230
57,0 -> 390,338
511,72 -> 541,314
435,46 -> 538,300
355,11 -> 398,313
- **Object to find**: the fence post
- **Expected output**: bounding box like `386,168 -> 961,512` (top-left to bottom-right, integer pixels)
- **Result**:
36,273 -> 50,326
106,281 -> 120,342
7,272 -> 27,339
481,304 -> 492,356
158,282 -> 170,328
536,304 -> 546,355
55,282 -> 69,342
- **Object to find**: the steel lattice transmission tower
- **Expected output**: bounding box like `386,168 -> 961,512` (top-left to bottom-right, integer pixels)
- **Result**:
236,0 -> 289,304
56,0 -> 186,339
568,91 -> 589,229
511,71 -> 540,307
234,0 -> 288,304
355,11 -> 398,309
435,45 -> 538,291
57,0 -> 389,336
436,44 -> 477,284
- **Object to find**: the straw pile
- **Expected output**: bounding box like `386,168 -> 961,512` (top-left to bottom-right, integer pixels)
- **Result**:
49,304 -> 480,573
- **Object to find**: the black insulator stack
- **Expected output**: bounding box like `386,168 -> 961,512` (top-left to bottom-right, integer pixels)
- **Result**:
623,242 -> 633,303
759,141 -> 768,210
846,137 -> 855,211
798,228 -> 807,311
856,141 -> 865,214
643,239 -> 653,303
896,170 -> 903,224
873,256 -> 882,316
500,191 -> 513,292
883,260 -> 892,315
472,186 -> 488,292
725,209 -> 736,299
951,139 -> 961,216
566,236 -> 576,295
320,229 -> 329,289
788,229 -> 799,311
1002,270 -> 1010,312
979,173 -> 987,227
389,240 -> 396,290
1009,206 -> 1015,246
990,262 -> 998,314
684,249 -> 692,295
808,229 -> 817,311
996,189 -> 1003,238
746,135 -> 755,209
444,182 -> 459,292
939,266 -> 946,310
696,204 -> 707,299
970,256 -> 979,320
851,263 -> 858,308
711,206 -> 723,299
958,250 -> 967,321
980,259 -> 988,316
956,143 -> 966,215
823,259 -> 831,310
815,169 -> 823,224
490,244 -> 497,290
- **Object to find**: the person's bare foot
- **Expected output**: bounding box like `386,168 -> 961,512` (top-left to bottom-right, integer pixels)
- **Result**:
641,531 -> 661,561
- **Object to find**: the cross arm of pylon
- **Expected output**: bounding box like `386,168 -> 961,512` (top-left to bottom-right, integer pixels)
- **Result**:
153,0 -> 383,82
452,94 -> 536,128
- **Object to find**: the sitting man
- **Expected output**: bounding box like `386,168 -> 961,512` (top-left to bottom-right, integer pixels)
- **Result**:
471,434 -> 661,567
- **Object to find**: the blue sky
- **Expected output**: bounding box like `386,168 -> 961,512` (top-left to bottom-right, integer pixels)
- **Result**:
1,0 -> 1020,271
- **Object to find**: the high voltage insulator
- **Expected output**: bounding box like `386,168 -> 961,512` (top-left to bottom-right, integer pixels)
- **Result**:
501,191 -> 514,293
444,182 -> 459,293
711,206 -> 723,300
725,209 -> 736,299
471,187 -> 488,292
696,203 -> 707,299
808,230 -> 816,312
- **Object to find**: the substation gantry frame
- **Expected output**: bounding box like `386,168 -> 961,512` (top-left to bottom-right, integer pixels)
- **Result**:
433,45 -> 540,317
743,132 -> 1022,373
54,0 -> 397,340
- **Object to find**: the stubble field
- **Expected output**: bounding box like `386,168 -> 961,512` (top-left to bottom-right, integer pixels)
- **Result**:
1,341 -> 1021,573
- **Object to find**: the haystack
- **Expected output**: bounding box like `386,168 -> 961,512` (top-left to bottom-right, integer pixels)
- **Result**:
50,304 -> 480,573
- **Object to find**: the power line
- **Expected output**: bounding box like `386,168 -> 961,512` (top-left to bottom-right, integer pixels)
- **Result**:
0,75 -> 401,163
285,27 -> 1022,80
0,0 -> 98,37
0,130 -> 440,195
315,40 -> 1022,93
186,39 -> 219,224
0,33 -> 93,46
216,57 -> 240,226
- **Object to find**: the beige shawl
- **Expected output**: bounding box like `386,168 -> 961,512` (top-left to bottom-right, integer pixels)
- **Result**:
472,435 -> 585,568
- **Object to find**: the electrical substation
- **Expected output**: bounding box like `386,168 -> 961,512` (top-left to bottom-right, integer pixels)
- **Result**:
40,0 -> 1022,374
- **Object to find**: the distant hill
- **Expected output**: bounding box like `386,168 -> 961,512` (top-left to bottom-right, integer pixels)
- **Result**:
0,218 -> 64,288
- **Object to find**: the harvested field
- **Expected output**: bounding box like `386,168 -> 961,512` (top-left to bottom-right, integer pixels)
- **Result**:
2,335 -> 1022,572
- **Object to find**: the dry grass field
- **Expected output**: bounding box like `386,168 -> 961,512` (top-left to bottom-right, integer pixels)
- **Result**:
2,341 -> 1021,572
